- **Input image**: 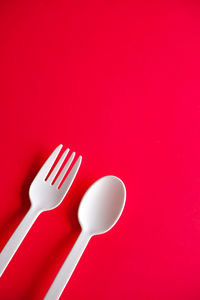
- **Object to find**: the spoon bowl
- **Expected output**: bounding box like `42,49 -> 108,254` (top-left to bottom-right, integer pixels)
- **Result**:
78,175 -> 126,235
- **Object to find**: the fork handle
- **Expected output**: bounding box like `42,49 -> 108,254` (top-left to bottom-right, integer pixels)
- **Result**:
44,231 -> 91,300
0,206 -> 40,277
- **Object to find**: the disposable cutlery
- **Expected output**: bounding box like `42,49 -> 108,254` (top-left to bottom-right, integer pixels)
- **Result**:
44,175 -> 126,300
0,144 -> 82,277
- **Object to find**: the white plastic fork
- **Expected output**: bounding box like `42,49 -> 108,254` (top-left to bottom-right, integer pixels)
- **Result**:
0,144 -> 82,277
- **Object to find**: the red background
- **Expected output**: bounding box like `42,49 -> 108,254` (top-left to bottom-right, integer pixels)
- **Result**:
0,1 -> 200,299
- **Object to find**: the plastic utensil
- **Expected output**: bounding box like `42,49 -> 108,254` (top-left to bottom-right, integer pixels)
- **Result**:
44,175 -> 126,300
0,144 -> 82,277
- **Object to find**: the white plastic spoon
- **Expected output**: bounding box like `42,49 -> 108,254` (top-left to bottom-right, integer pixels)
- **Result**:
44,175 -> 126,300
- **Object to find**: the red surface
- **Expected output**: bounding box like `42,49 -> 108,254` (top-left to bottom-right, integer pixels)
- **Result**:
0,1 -> 200,299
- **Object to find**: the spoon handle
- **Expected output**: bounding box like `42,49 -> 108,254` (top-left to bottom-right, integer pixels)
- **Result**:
0,206 -> 40,277
44,231 -> 90,300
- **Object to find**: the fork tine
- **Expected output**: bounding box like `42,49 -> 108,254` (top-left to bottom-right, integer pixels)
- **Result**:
35,145 -> 63,181
47,148 -> 70,184
54,152 -> 75,188
59,156 -> 82,194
